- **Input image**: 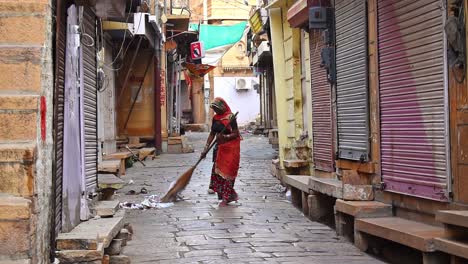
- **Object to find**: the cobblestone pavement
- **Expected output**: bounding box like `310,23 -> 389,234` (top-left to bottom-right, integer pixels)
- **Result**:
119,132 -> 384,264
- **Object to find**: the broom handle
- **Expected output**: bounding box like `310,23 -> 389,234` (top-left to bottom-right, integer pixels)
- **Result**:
193,111 -> 239,168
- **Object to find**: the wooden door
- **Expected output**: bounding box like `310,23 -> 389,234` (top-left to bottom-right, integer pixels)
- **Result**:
450,0 -> 468,203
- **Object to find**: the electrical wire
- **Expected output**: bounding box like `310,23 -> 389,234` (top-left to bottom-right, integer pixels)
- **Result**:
101,0 -> 147,72
103,0 -> 134,68
221,1 -> 251,11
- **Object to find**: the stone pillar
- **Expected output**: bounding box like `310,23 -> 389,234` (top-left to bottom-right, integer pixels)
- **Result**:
191,77 -> 206,124
0,0 -> 54,262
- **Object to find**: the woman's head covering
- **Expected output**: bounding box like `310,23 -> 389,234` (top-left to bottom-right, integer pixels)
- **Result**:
211,97 -> 232,120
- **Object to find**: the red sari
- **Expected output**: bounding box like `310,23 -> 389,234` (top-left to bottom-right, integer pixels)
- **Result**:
210,98 -> 241,202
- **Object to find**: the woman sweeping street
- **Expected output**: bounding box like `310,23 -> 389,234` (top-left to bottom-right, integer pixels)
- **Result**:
200,97 -> 241,207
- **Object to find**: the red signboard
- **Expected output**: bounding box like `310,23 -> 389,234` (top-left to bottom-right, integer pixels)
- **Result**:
190,41 -> 205,60
160,69 -> 166,106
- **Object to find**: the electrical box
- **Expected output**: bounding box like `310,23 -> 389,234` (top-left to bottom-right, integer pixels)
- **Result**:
309,7 -> 333,29
320,47 -> 336,83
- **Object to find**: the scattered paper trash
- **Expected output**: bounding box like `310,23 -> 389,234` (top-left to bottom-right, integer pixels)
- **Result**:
128,179 -> 135,185
120,194 -> 174,210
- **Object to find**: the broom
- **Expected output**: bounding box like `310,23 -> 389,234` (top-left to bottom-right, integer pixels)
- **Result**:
160,112 -> 239,203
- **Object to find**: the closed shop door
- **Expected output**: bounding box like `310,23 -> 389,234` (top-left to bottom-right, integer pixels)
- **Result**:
80,7 -> 98,192
310,29 -> 334,172
53,0 -> 67,236
63,4 -> 82,232
378,0 -> 449,201
335,0 -> 369,161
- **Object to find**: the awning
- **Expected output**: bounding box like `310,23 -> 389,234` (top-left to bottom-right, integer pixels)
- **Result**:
184,62 -> 215,78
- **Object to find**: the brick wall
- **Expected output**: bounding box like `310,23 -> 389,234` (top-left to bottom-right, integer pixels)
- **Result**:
0,1 -> 54,263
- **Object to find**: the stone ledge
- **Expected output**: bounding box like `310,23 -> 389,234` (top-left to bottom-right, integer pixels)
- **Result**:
98,174 -> 125,190
57,212 -> 126,250
93,200 -> 120,217
308,176 -> 343,199
436,210 -> 468,229
56,243 -> 104,264
335,199 -> 392,218
434,237 -> 468,260
0,194 -> 31,220
98,161 -> 120,174
283,175 -> 310,192
102,152 -> 132,161
355,217 -> 447,252
283,159 -> 309,168
342,184 -> 374,201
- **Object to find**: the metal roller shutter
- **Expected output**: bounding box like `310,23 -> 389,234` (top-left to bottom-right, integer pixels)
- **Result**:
53,0 -> 67,236
81,7 -> 98,191
377,0 -> 449,201
310,29 -> 334,172
335,0 -> 369,161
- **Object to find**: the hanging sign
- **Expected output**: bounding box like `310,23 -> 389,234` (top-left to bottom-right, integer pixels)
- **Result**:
190,41 -> 205,60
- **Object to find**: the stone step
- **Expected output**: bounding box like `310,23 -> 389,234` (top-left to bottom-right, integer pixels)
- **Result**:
56,243 -> 104,264
355,217 -> 447,252
436,210 -> 468,229
98,174 -> 125,190
102,152 -> 132,160
98,160 -> 121,174
93,200 -> 120,217
138,147 -> 155,160
308,175 -> 343,199
283,175 -> 310,192
335,199 -> 392,218
283,159 -> 308,168
434,237 -> 468,260
57,211 -> 126,250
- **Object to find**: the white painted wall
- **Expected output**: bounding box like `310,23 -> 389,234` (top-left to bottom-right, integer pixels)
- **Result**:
97,39 -> 117,160
214,77 -> 260,126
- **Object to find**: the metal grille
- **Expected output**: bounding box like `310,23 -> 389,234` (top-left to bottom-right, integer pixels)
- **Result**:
310,29 -> 334,172
335,0 -> 369,161
377,0 -> 448,201
81,7 -> 98,191
53,0 -> 67,236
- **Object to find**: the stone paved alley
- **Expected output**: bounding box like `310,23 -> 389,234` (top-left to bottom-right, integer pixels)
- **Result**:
118,133 -> 385,264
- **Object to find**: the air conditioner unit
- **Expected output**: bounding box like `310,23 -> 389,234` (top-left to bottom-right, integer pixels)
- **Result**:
236,78 -> 251,90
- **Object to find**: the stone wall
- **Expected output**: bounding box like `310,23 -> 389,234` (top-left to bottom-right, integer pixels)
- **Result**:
0,1 -> 54,263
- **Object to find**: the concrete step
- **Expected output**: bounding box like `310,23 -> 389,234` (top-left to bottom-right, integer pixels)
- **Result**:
355,217 -> 447,252
284,175 -> 310,192
335,199 -> 392,218
57,211 -> 126,250
434,237 -> 468,260
93,200 -> 120,217
436,210 -> 468,229
56,243 -> 104,264
98,174 -> 125,190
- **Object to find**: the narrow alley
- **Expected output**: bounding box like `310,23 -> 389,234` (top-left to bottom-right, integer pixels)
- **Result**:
118,133 -> 383,264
